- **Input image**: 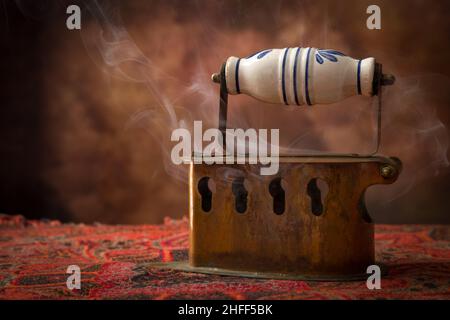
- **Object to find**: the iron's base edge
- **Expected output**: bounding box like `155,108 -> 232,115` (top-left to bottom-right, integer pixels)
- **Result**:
147,261 -> 388,282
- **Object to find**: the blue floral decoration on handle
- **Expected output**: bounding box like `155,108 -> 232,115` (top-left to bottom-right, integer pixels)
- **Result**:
246,49 -> 272,60
315,49 -> 346,64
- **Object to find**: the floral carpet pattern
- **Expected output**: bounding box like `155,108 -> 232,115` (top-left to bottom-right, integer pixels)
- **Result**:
0,214 -> 448,299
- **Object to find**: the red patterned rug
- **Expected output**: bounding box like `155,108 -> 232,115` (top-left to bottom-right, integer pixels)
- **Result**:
0,214 -> 448,300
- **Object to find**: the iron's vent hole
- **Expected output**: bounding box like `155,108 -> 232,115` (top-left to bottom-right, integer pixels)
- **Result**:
198,177 -> 212,212
307,178 -> 328,216
358,191 -> 372,223
269,178 -> 285,215
232,177 -> 248,214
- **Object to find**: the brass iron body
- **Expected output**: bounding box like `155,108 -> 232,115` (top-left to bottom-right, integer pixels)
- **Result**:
187,156 -> 400,280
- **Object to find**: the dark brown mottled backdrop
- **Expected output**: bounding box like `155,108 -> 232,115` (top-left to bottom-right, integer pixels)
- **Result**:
0,0 -> 449,224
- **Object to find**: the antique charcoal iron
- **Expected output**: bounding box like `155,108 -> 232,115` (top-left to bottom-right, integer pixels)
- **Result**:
155,47 -> 401,280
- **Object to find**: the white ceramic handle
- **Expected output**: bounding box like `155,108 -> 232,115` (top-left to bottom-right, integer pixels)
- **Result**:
223,47 -> 376,106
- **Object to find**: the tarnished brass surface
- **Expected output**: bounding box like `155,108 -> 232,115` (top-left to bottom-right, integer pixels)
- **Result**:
189,156 -> 401,278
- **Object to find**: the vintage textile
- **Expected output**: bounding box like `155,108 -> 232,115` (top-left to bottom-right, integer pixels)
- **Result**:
0,214 -> 448,300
